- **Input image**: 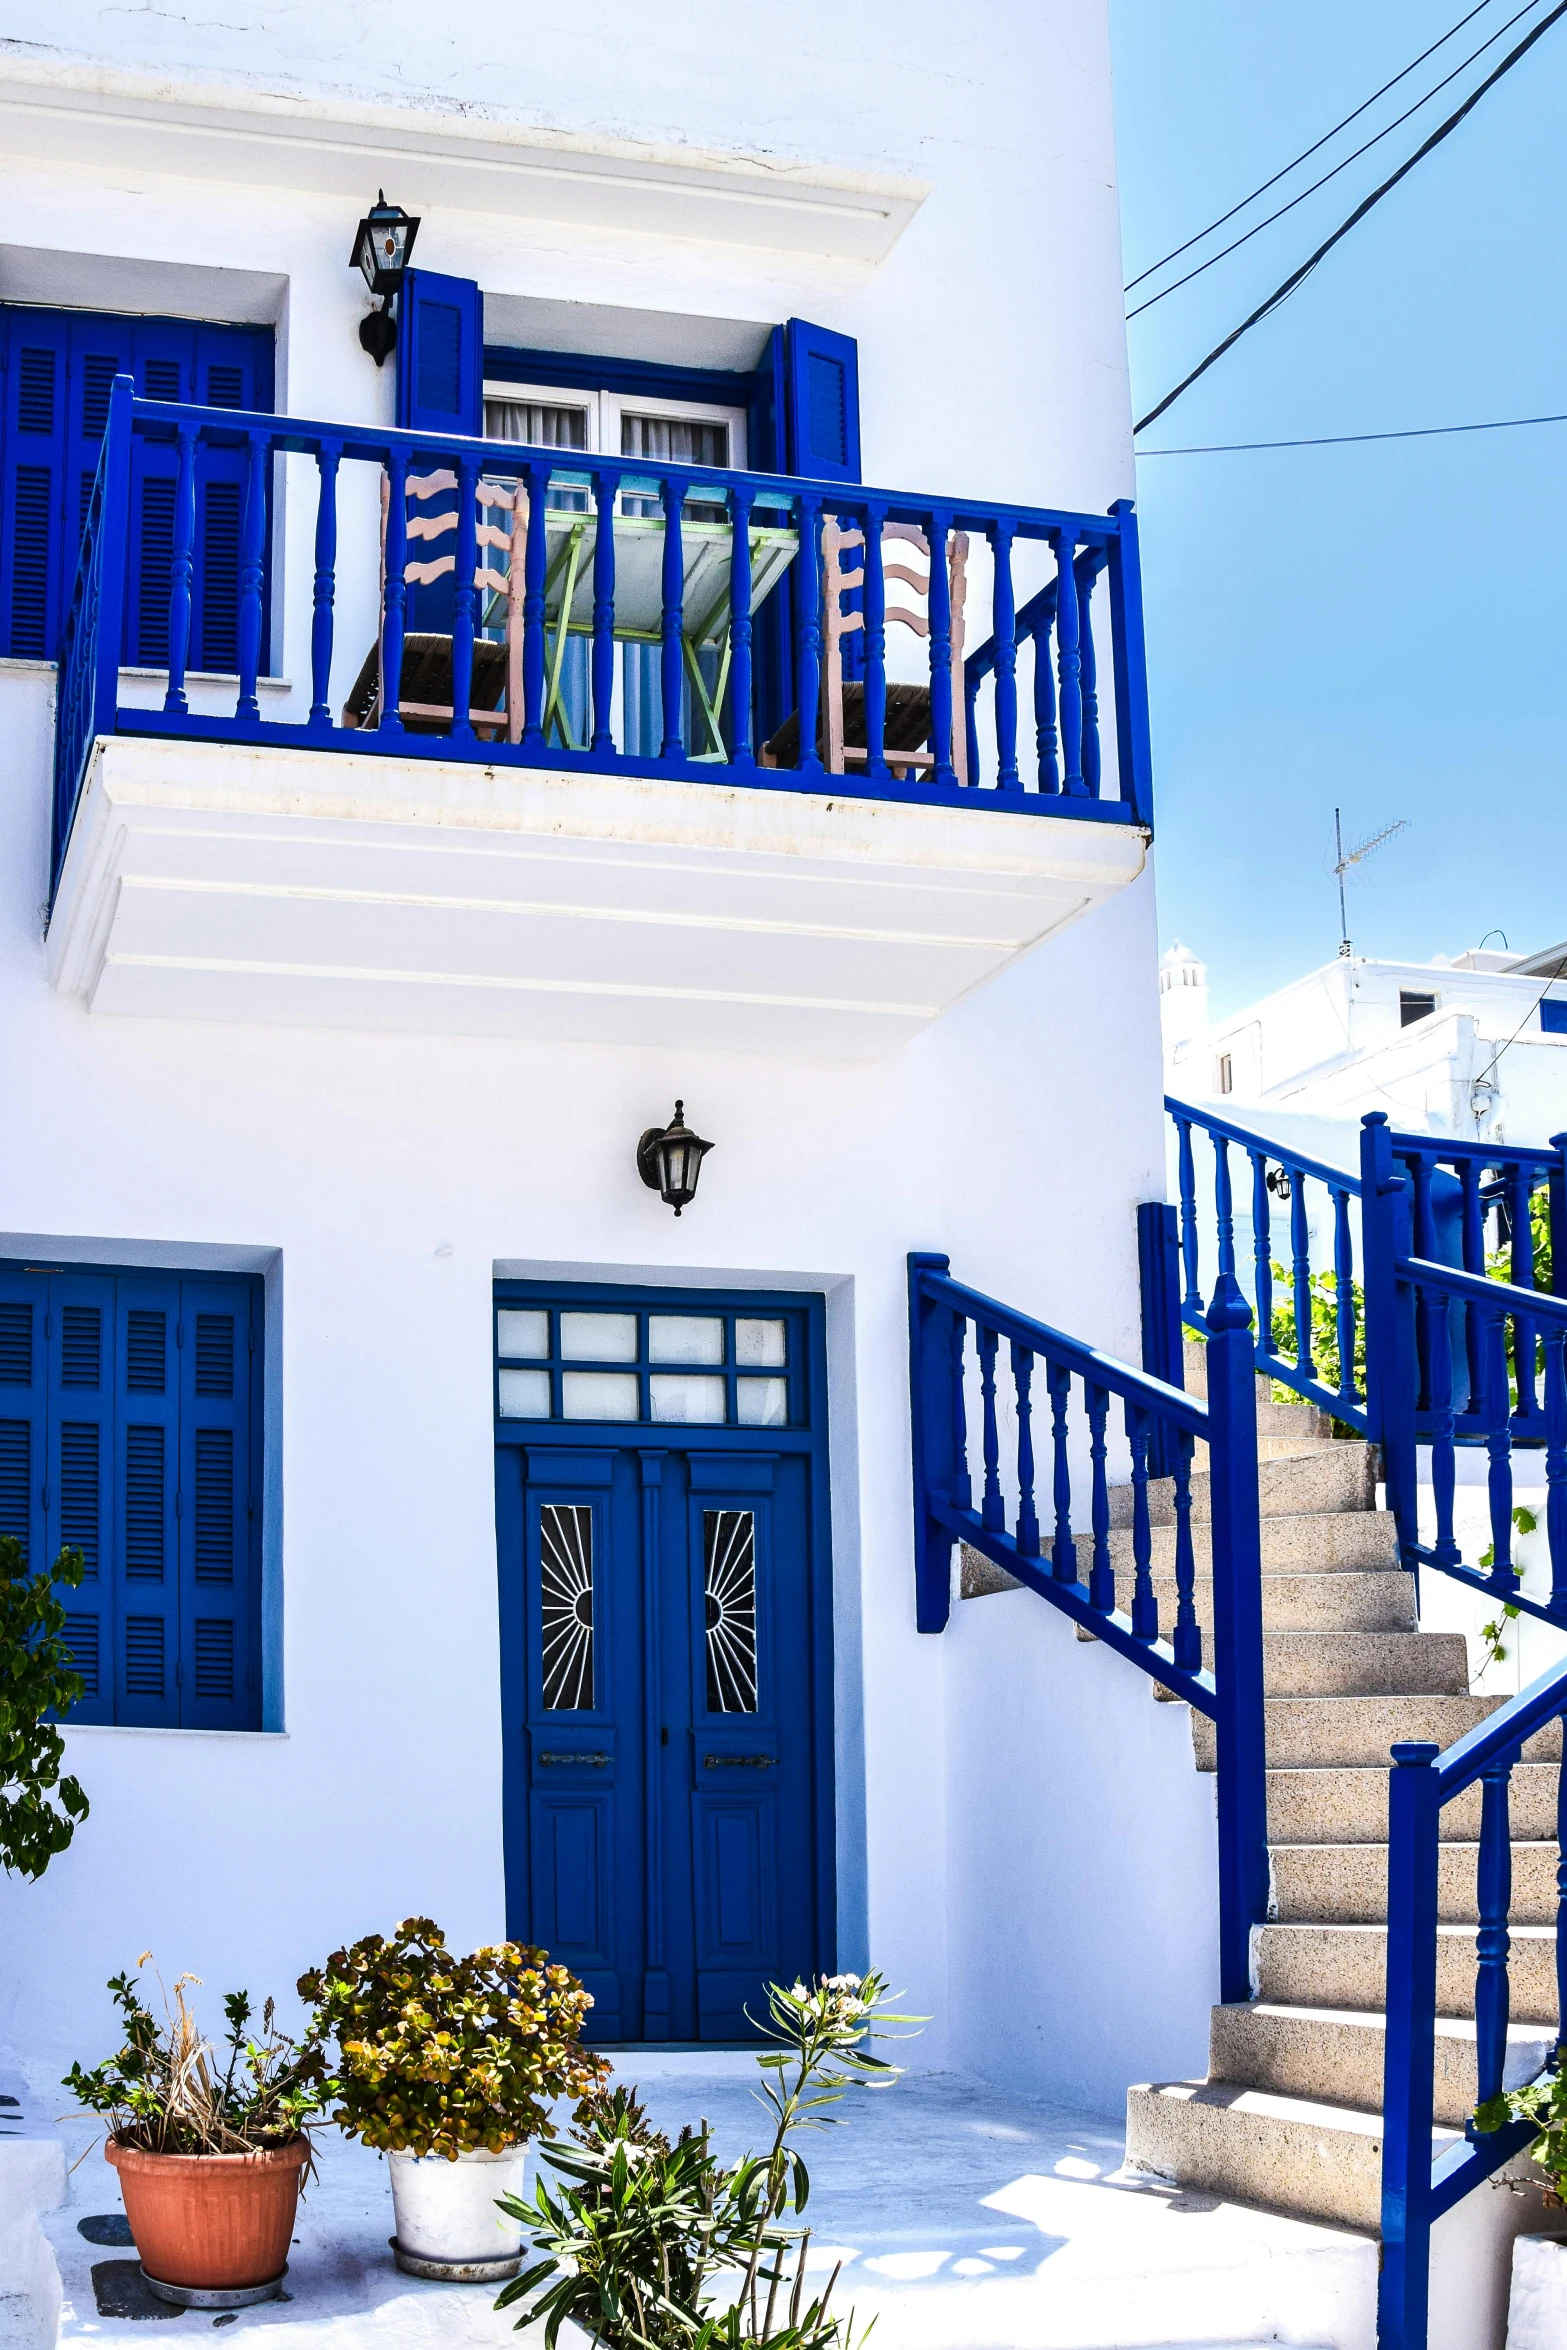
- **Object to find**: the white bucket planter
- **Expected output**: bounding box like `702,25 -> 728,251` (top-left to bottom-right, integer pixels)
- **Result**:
388,2145 -> 531,2282
1507,2231 -> 1567,2349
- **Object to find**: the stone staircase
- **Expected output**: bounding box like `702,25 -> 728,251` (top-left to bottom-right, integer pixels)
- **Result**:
1118,1349 -> 1559,2236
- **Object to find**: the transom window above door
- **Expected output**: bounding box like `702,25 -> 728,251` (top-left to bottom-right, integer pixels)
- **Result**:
496,1303 -> 791,1428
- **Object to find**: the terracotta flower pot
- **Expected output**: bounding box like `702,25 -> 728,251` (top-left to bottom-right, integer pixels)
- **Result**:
106,2134 -> 310,2294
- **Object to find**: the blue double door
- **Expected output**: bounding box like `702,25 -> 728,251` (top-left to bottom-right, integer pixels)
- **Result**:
495,1286 -> 832,2043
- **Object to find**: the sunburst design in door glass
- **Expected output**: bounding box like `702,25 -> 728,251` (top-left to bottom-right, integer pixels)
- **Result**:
541,1503 -> 594,1710
703,1509 -> 757,1714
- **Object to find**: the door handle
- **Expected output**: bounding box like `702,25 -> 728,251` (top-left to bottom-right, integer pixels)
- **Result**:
538,1751 -> 611,1767
702,1754 -> 774,1769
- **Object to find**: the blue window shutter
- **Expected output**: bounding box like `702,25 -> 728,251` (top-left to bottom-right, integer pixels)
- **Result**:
45,1272 -> 115,1726
113,1275 -> 181,1729
0,1269 -> 49,1581
783,320 -> 861,484
175,1277 -> 257,1731
1542,998 -> 1567,1035
396,272 -> 483,436
0,311 -> 69,659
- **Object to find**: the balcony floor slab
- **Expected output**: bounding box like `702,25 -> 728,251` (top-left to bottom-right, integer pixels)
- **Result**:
47,735 -> 1147,1057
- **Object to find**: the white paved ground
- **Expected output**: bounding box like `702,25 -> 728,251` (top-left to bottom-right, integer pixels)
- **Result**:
34,2056 -> 1376,2350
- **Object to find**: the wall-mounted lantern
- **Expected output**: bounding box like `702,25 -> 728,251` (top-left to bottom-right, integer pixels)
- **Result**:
350,192 -> 420,366
637,1102 -> 714,1217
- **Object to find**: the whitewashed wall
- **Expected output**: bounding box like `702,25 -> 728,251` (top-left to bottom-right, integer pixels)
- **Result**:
0,1 -> 1218,2119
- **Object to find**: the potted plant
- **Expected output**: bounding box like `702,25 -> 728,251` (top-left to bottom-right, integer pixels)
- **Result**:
297,1916 -> 606,2281
64,1962 -> 323,2308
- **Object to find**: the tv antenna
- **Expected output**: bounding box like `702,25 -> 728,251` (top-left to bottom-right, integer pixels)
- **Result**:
1333,808 -> 1407,958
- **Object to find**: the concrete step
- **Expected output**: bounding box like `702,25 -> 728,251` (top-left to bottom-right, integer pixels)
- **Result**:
1149,1568 -> 1415,1635
1266,1762 -> 1561,1846
1111,1443 -> 1378,1529
1256,1920 -> 1561,2024
1273,1839 -> 1561,1926
1125,2075 -> 1437,2235
1100,1506 -> 1398,1576
1192,1693 -> 1562,1770
1208,2000 -> 1554,2129
1261,1628 -> 1469,1697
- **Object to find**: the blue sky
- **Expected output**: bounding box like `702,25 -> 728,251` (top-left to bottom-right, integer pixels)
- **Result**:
1108,1 -> 1567,1018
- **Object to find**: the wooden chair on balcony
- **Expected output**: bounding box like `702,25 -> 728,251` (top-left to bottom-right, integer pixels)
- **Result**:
760,518 -> 969,783
342,470 -> 525,738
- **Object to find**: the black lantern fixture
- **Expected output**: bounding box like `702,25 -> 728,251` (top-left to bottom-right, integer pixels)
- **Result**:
637,1101 -> 714,1217
350,192 -> 420,367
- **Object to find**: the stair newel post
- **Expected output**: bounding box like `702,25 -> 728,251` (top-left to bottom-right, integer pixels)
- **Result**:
1362,1114 -> 1419,1566
1472,1757 -> 1514,2121
1206,1265 -> 1268,2009
1379,1740 -> 1442,2350
1048,1361 -> 1076,1583
1087,1381 -> 1115,1612
1011,1343 -> 1040,1559
907,1254 -> 958,1634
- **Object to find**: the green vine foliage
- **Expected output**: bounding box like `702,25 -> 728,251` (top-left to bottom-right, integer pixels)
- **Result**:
0,1536 -> 90,1880
1475,2064 -> 1567,2199
297,1917 -> 607,2158
1268,1264 -> 1366,1406
1476,1505 -> 1539,1669
497,1970 -> 921,2350
64,1964 -> 326,2154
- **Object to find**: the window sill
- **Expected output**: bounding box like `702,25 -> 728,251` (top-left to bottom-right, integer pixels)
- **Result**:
63,1724 -> 288,1742
0,657 -> 293,691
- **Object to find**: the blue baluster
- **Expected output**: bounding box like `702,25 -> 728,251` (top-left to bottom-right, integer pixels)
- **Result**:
1484,1304 -> 1516,1599
1214,1134 -> 1237,1290
861,501 -> 888,786
991,519 -> 1019,790
1054,528 -> 1084,795
590,468 -> 618,755
308,440 -> 340,731
1250,1151 -> 1272,1364
235,429 -> 268,720
1177,1117 -> 1202,1323
1428,1276 -> 1460,1570
950,1312 -> 972,1513
725,482 -> 754,769
928,507 -> 956,788
1075,551 -> 1101,797
1410,1156 -> 1436,1411
965,662 -> 982,794
1462,1159 -> 1485,1415
1547,1328 -> 1567,1621
447,455 -> 477,741
1512,1163 -> 1540,1424
978,1323 -> 1004,1533
1333,1186 -> 1357,1410
1033,583 -> 1060,791
1087,1381 -> 1113,1609
1128,1404 -> 1156,1640
1171,1428 -> 1200,1669
379,451 -> 407,733
164,423 -> 196,715
659,473 -> 687,760
1048,1360 -> 1076,1583
1290,1171 -> 1313,1380
1472,1759 -> 1513,2119
521,459 -> 550,748
794,491 -> 824,776
1012,1342 -> 1039,1558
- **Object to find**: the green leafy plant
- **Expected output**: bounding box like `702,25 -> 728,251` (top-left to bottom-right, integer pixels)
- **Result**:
1476,1504 -> 1539,1669
1475,2062 -> 1567,2200
297,1916 -> 607,2159
497,1969 -> 920,2350
0,1535 -> 90,1879
64,1960 -> 325,2153
1486,1187 -> 1552,1294
1268,1264 -> 1365,1415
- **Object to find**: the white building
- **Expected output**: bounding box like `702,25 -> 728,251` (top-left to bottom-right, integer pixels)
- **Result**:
1162,937 -> 1567,1146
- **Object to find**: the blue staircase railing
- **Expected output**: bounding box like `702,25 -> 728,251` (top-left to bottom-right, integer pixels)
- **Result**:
1162,1095 -> 1567,2349
907,1250 -> 1269,2003
1378,1650 -> 1567,2350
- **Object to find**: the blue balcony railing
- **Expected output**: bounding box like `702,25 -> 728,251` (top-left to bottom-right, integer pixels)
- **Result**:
51,376 -> 1154,895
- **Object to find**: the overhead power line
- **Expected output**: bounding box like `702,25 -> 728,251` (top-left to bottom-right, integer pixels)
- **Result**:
1137,408 -> 1567,455
1133,0 -> 1567,436
1124,0 -> 1499,293
1127,0 -> 1549,320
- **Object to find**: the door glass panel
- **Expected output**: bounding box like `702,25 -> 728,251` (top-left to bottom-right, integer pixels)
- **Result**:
540,1503 -> 594,1710
497,1308 -> 549,1359
735,1319 -> 787,1368
648,1315 -> 724,1365
499,1367 -> 551,1419
649,1373 -> 726,1424
736,1377 -> 788,1429
560,1312 -> 638,1362
703,1509 -> 757,1714
562,1370 -> 639,1421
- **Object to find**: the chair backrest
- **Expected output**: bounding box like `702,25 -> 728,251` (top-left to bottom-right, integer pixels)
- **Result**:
821,520 -> 969,784
372,469 -> 526,738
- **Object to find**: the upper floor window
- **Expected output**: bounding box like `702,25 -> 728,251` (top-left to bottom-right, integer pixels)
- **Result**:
0,1261 -> 263,1731
1399,991 -> 1438,1027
